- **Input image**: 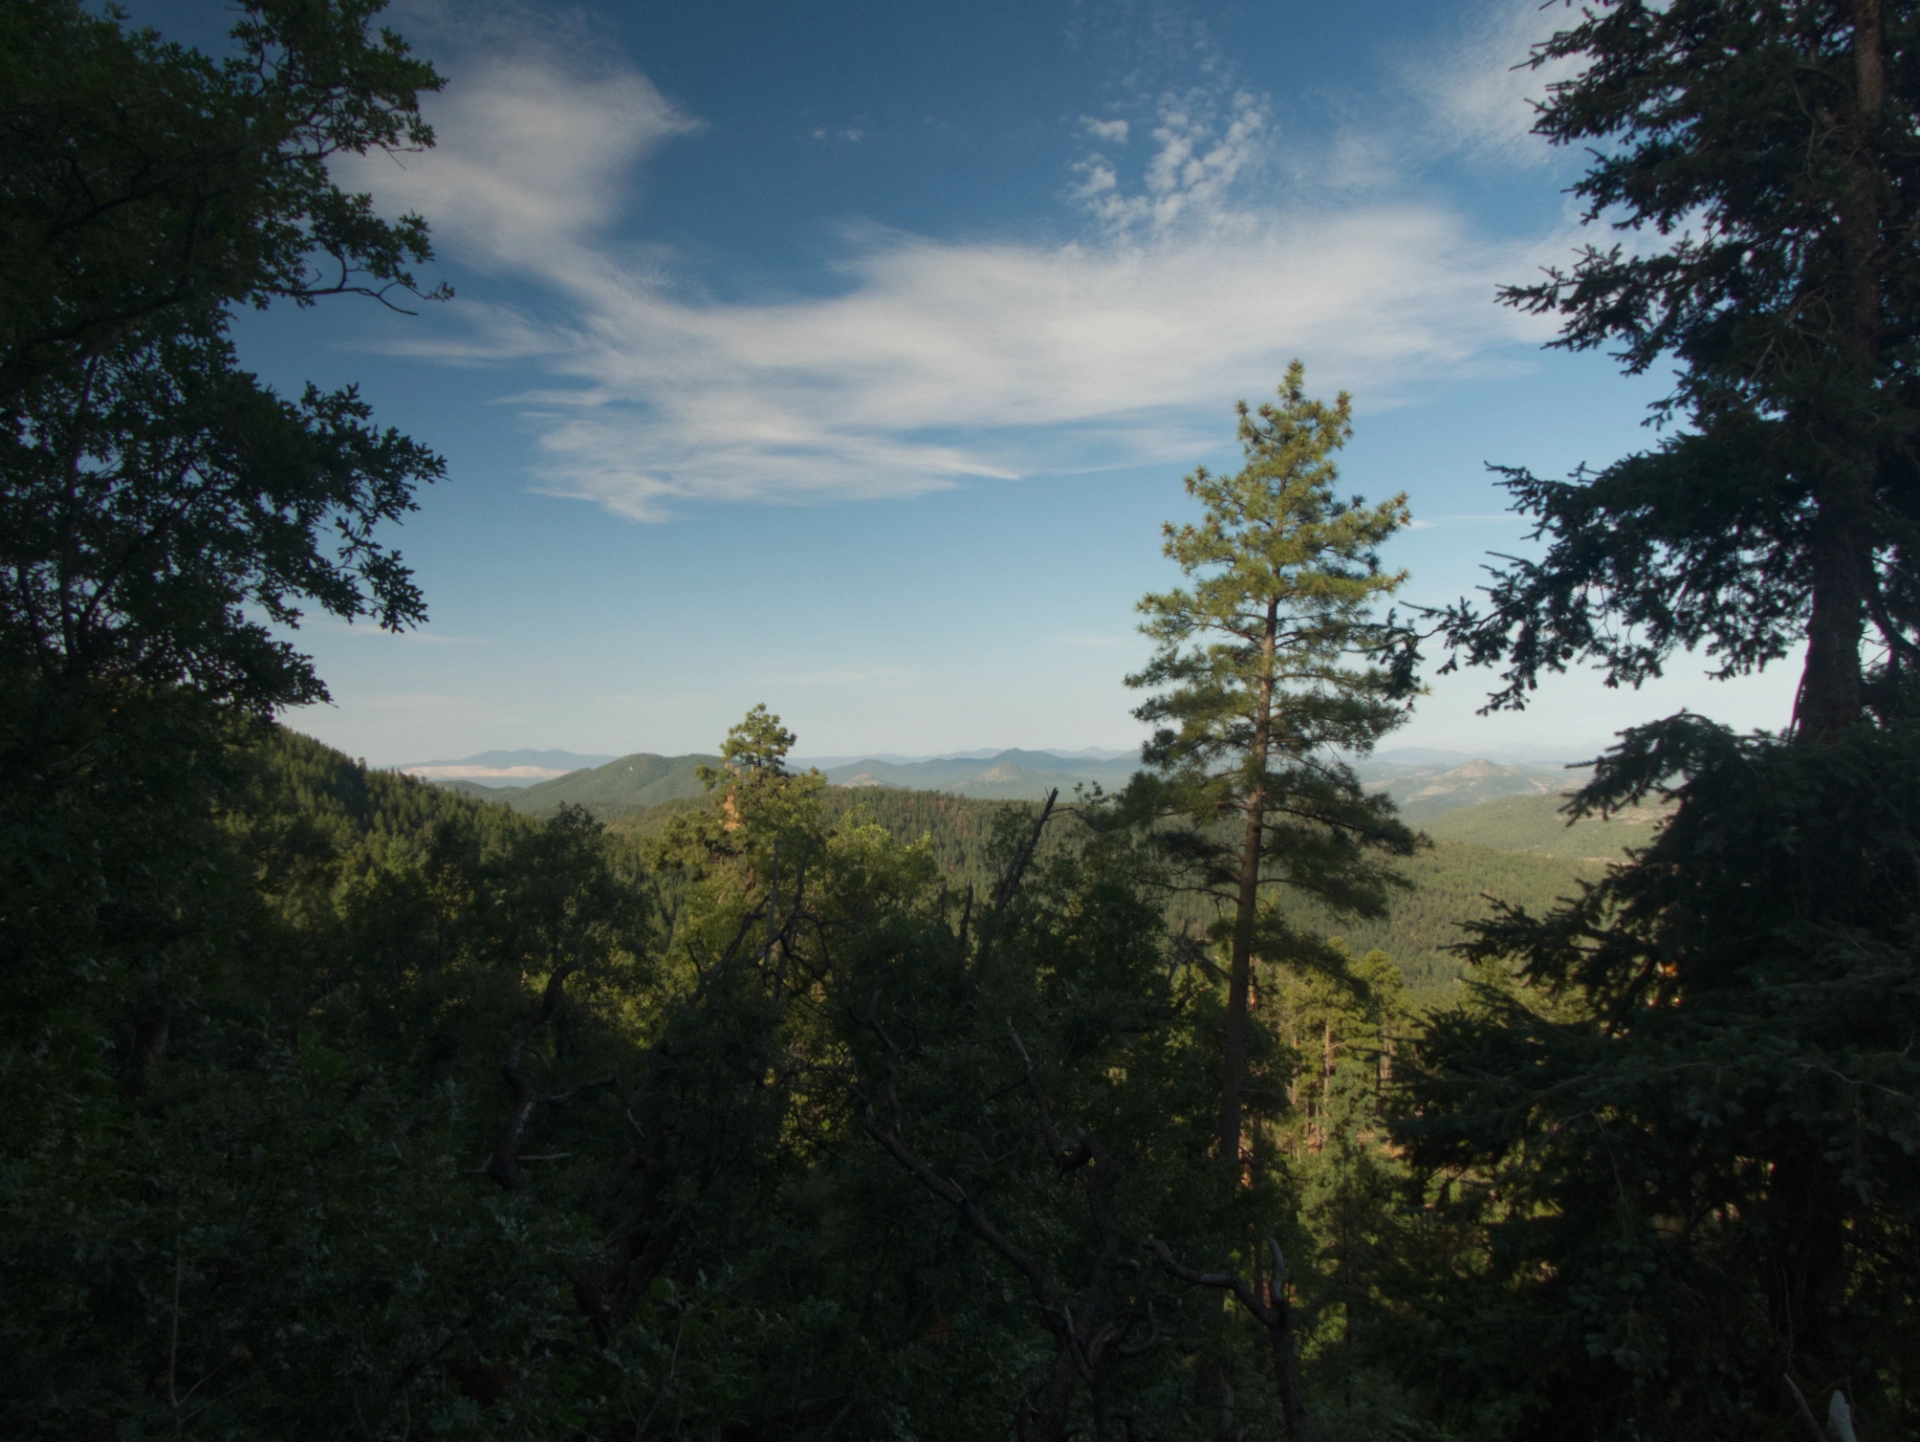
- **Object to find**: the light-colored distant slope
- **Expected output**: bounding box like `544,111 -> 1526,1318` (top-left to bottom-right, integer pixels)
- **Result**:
434,753 -> 719,816
1368,759 -> 1587,823
396,749 -> 618,786
1422,790 -> 1672,859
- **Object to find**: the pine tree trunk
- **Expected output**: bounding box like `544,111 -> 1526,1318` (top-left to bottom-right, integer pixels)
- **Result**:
1221,599 -> 1279,1168
1221,801 -> 1261,1166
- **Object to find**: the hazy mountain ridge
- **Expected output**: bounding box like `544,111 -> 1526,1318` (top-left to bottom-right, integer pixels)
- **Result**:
418,744 -> 1612,822
417,746 -> 1654,977
440,753 -> 719,814
819,749 -> 1140,800
430,748 -> 1143,814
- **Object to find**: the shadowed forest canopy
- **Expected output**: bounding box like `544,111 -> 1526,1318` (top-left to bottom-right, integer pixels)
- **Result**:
3,1 -> 1916,1440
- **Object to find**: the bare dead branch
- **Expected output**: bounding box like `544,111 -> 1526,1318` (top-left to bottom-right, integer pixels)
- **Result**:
486,957 -> 582,1190
991,789 -> 1060,918
1784,1375 -> 1835,1442
1144,1237 -> 1315,1442
856,1107 -> 1062,1324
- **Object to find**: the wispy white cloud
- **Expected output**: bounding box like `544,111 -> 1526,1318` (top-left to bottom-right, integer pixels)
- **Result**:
1070,88 -> 1269,233
348,48 -> 699,277
1402,0 -> 1582,164
344,3 -> 1569,521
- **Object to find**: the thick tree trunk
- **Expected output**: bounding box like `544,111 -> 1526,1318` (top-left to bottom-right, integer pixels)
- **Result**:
1798,490 -> 1871,740
1798,0 -> 1887,741
1207,601 -> 1280,1442
1774,4 -> 1884,1377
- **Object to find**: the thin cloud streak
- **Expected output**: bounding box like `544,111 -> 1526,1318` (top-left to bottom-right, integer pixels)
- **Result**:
1402,0 -> 1583,164
344,3 -> 1571,520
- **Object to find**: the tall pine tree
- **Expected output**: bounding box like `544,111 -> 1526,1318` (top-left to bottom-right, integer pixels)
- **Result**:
1125,360 -> 1416,1172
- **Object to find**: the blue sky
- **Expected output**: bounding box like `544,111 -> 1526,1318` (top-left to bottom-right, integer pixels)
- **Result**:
151,0 -> 1797,764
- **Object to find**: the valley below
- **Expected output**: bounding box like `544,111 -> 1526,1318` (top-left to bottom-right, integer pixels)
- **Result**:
408,743 -> 1662,996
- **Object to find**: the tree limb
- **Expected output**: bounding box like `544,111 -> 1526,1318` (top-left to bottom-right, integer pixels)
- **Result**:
1144,1237 -> 1315,1442
485,956 -> 613,1190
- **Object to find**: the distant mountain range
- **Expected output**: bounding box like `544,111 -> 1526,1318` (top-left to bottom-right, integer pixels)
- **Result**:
794,746 -> 1136,767
432,753 -> 719,811
819,749 -> 1140,800
423,749 -> 1136,815
404,743 -> 1599,825
1366,743 -> 1604,769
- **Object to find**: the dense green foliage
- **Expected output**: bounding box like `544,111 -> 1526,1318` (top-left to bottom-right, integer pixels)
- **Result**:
1399,721 -> 1920,1438
5,710 -> 1440,1440
610,787 -> 1065,890
1399,4 -> 1920,1439
1,0 -> 447,715
1438,0 -> 1920,741
13,2 -> 1919,1440
1123,361 -> 1417,1216
2,724 -> 631,1436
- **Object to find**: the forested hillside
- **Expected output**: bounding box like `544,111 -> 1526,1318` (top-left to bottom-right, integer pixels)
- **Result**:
9,2 -> 1916,1440
466,751 -> 718,813
1289,842 -> 1601,991
7,709 -> 1442,1438
1421,789 -> 1670,858
606,786 -> 1603,995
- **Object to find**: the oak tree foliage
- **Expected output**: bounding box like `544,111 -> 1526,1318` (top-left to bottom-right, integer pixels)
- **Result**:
0,0 -> 447,716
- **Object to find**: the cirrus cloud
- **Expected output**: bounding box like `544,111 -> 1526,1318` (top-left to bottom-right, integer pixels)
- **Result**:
342,2 -> 1569,521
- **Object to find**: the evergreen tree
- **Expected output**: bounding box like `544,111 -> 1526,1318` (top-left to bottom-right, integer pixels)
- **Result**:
1440,0 -> 1920,740
1401,5 -> 1920,1435
1125,360 -> 1417,1170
